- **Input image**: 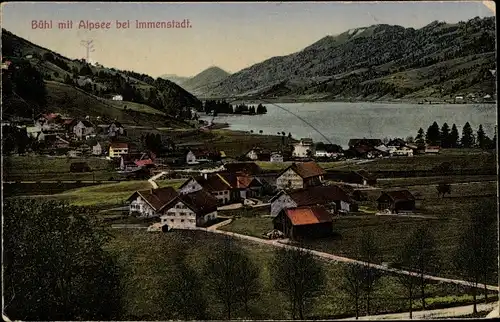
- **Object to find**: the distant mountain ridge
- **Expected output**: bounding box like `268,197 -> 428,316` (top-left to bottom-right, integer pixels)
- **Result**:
181,66 -> 231,96
203,17 -> 496,101
159,74 -> 190,85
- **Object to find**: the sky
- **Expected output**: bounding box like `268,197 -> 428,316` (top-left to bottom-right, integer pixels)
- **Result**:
1,1 -> 496,78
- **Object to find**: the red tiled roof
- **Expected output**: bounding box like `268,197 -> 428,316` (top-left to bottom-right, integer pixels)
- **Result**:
285,206 -> 333,226
134,159 -> 154,167
287,185 -> 353,206
110,142 -> 128,149
379,190 -> 415,202
281,161 -> 326,179
217,172 -> 262,189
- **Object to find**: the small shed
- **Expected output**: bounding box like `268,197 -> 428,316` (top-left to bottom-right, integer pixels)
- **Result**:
377,190 -> 416,214
273,206 -> 333,240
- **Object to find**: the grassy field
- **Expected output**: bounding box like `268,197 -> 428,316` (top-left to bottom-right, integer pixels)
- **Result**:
377,175 -> 498,188
105,99 -> 166,116
3,155 -> 116,181
342,150 -> 496,172
105,229 -> 492,320
256,160 -> 344,171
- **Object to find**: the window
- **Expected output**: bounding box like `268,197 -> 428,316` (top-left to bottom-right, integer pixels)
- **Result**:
170,219 -> 174,222
181,219 -> 185,223
190,219 -> 194,223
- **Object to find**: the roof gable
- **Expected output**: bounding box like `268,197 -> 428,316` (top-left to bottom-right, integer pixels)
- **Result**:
378,190 -> 415,202
285,206 -> 332,226
279,161 -> 326,179
128,186 -> 179,211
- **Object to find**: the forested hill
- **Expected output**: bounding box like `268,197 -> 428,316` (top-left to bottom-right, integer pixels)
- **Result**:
204,16 -> 496,101
2,29 -> 202,123
180,66 -> 230,96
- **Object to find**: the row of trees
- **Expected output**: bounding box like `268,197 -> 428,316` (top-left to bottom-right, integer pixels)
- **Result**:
203,100 -> 268,115
342,199 -> 497,319
416,122 -> 496,149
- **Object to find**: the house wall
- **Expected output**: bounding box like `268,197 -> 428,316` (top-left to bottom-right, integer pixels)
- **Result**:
160,201 -> 197,229
129,196 -> 157,217
270,193 -> 297,217
293,222 -> 333,239
246,150 -> 259,160
109,147 -> 128,158
303,176 -> 323,188
186,151 -> 197,164
292,144 -> 313,158
213,190 -> 231,204
270,154 -> 283,162
276,168 -> 304,190
179,179 -> 204,194
92,144 -> 102,155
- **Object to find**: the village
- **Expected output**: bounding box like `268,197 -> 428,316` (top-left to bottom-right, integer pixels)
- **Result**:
4,110 -> 459,238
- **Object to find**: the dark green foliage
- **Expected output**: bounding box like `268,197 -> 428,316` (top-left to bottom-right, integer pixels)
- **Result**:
270,245 -> 325,319
161,249 -> 207,320
454,199 -> 498,313
203,236 -> 261,320
3,199 -> 123,321
461,122 -> 475,148
415,128 -> 425,145
440,123 -> 451,148
476,124 -> 488,149
449,124 -> 460,148
425,121 -> 441,146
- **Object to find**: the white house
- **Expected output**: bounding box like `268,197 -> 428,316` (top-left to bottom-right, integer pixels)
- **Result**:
73,120 -> 94,139
270,152 -> 284,163
314,150 -> 340,158
92,143 -> 103,155
127,186 -> 218,229
112,95 -> 123,101
109,142 -> 129,158
275,161 -> 326,190
392,146 -> 414,157
292,138 -> 314,158
186,150 -> 198,165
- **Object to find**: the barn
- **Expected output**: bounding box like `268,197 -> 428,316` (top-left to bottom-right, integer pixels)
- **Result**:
272,206 -> 333,240
377,190 -> 416,213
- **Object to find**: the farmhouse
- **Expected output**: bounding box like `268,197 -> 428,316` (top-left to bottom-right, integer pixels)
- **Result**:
270,184 -> 357,217
73,120 -> 94,139
273,206 -> 333,240
326,170 -> 377,186
292,138 -> 314,158
275,161 -> 326,190
392,146 -> 414,157
377,190 -> 416,214
107,121 -> 124,137
179,172 -> 263,204
270,152 -> 284,163
244,147 -> 271,161
92,142 -> 103,155
109,142 -> 129,158
127,187 -> 218,229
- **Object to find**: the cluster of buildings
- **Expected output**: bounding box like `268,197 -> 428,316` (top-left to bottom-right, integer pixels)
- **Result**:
127,160 -> 416,239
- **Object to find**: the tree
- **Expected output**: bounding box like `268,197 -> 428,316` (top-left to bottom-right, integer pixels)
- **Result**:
162,249 -> 207,320
454,199 -> 497,313
436,183 -> 452,198
461,122 -> 475,148
425,122 -> 440,146
395,235 -> 420,319
341,263 -> 365,319
359,231 -> 381,316
407,226 -> 440,309
271,246 -> 325,319
449,124 -> 460,148
415,128 -> 425,145
440,123 -> 451,148
476,124 -> 488,149
204,236 -> 260,319
3,199 -> 123,320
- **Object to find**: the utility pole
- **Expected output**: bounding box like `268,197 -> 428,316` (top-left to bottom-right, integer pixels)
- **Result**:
80,39 -> 95,63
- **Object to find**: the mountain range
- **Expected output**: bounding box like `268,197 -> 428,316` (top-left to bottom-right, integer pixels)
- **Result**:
202,16 -> 496,101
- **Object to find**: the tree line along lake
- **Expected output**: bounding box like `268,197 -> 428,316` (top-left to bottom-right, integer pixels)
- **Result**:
201,102 -> 497,148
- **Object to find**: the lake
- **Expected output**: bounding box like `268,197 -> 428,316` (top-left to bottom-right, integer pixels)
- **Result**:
201,102 -> 497,148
